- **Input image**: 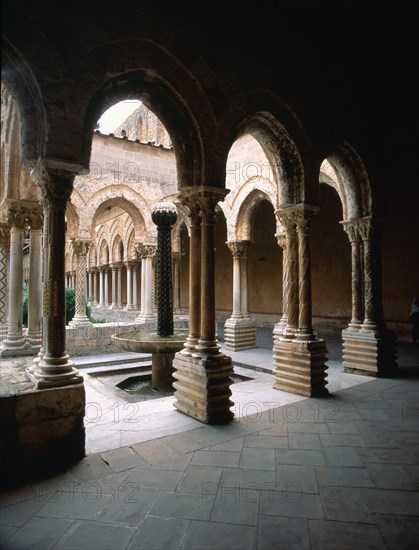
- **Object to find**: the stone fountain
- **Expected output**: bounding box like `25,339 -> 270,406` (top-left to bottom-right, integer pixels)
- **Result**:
111,202 -> 188,392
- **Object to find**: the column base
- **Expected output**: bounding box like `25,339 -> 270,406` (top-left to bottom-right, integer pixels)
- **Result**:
0,339 -> 36,357
342,327 -> 398,376
172,352 -> 234,424
26,358 -> 84,390
69,315 -> 92,327
273,337 -> 329,397
135,314 -> 157,324
224,317 -> 257,351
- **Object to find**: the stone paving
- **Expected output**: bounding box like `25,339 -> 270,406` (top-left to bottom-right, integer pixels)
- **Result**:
0,342 -> 418,549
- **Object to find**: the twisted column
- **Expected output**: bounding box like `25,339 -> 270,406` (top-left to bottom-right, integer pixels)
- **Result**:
275,232 -> 287,334
69,239 -> 91,326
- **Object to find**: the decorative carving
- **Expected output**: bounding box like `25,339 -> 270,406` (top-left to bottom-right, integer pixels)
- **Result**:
227,241 -> 248,260
31,159 -> 80,207
70,239 -> 91,257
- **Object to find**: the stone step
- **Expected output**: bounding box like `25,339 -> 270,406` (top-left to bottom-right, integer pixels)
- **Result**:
81,362 -> 153,377
73,352 -> 152,370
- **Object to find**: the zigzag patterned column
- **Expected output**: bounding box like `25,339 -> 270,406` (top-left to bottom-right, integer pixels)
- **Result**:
0,226 -> 10,340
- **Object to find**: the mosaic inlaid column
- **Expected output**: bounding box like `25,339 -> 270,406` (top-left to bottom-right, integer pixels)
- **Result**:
173,187 -> 233,424
26,213 -> 43,346
0,226 -> 10,340
69,239 -> 91,326
26,164 -> 82,388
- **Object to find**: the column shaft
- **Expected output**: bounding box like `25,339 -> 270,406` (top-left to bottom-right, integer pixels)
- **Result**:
27,228 -> 43,343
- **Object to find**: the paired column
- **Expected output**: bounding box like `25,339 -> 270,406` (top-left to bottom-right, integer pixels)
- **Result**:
26,162 -> 82,388
69,239 -> 91,326
109,264 -> 118,308
224,241 -> 256,350
172,251 -> 182,313
125,261 -> 134,310
341,217 -> 396,375
272,204 -> 328,397
273,233 -> 287,338
173,187 -> 233,424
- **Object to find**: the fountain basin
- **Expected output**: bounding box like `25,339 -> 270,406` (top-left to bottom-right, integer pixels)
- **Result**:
111,330 -> 188,392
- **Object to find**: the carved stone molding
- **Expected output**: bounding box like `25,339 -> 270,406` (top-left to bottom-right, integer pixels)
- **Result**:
70,239 -> 91,257
137,243 -> 157,259
227,241 -> 249,259
5,200 -> 43,230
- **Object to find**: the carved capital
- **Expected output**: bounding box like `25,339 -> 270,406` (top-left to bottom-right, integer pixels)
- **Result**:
137,243 -> 156,259
70,239 -> 91,257
6,200 -> 42,230
227,241 -> 249,259
179,186 -> 229,225
341,219 -> 361,243
275,233 -> 287,249
31,158 -> 83,207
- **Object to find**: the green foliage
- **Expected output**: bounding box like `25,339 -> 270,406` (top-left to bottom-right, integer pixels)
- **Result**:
66,287 -> 76,324
22,286 -> 28,327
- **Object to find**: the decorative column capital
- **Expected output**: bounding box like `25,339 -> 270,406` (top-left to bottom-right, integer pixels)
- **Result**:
179,186 -> 229,225
70,238 -> 91,257
137,243 -> 157,260
276,204 -> 319,233
31,158 -> 83,207
5,199 -> 43,229
275,232 -> 287,249
357,217 -> 385,242
227,241 -> 249,259
341,219 -> 362,243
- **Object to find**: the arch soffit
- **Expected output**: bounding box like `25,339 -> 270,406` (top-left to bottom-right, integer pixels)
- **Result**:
87,189 -> 150,241
323,141 -> 372,220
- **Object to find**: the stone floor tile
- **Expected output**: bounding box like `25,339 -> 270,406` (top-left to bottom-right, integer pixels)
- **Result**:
132,438 -> 181,463
209,438 -> 244,452
100,446 -> 149,472
258,425 -> 288,436
190,450 -> 240,468
323,446 -> 364,467
210,484 -> 259,525
362,487 -> 419,515
128,516 -> 189,549
365,462 -> 418,490
376,514 -> 419,550
1,517 -> 73,550
239,447 -> 276,470
319,485 -> 374,523
319,433 -> 366,447
275,464 -> 318,494
244,435 -> 288,449
220,467 -> 275,489
260,490 -> 324,519
0,525 -> 18,546
55,520 -> 136,549
70,455 -> 114,482
327,420 -> 359,434
36,491 -> 111,520
150,454 -> 192,472
308,519 -> 385,550
354,420 -> 401,432
289,432 -> 321,450
314,466 -> 374,488
284,422 -> 330,434
162,432 -> 205,454
149,491 -> 215,520
0,497 -> 44,526
257,516 -> 310,550
95,487 -> 157,526
359,431 -> 397,448
177,465 -> 222,494
276,449 -> 326,466
125,467 -> 184,491
357,447 -> 413,464
182,520 -> 257,550
355,408 -> 391,421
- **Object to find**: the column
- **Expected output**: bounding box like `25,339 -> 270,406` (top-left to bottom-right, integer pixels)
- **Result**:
109,264 -> 118,308
117,264 -> 123,307
358,217 -> 378,330
104,267 -> 110,307
1,207 -> 28,352
26,216 -> 43,346
92,269 -> 98,306
69,239 -> 91,326
273,232 -> 287,338
173,187 -> 233,424
26,163 -> 82,388
342,220 -> 363,330
272,204 -> 328,397
135,245 -> 156,322
98,267 -> 105,307
88,270 -> 93,302
224,241 -> 256,350
125,262 -> 133,310
132,263 -> 139,310
172,251 -> 181,313
0,226 -> 10,340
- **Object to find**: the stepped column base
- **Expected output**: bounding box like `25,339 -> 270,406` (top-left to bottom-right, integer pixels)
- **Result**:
342,327 -> 397,376
172,352 -> 234,424
273,337 -> 328,397
224,318 -> 257,351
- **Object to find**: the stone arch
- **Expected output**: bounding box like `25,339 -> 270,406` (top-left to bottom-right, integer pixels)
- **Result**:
98,238 -> 110,265
65,201 -> 79,239
320,142 -> 372,220
111,234 -> 124,264
172,208 -> 191,253
88,190 -> 150,242
237,187 -> 278,242
127,229 -> 137,261
88,243 -> 97,268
